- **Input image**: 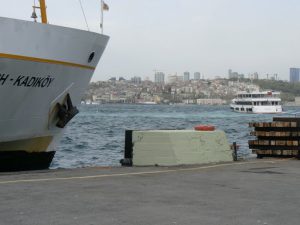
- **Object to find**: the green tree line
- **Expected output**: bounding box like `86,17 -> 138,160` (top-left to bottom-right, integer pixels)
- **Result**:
253,79 -> 299,102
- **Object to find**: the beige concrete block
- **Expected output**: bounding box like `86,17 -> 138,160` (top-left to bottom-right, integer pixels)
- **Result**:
132,130 -> 232,166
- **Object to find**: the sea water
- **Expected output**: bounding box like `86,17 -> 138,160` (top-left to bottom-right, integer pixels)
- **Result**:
51,104 -> 300,169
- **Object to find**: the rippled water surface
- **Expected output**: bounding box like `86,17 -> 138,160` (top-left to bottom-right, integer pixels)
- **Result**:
51,104 -> 300,168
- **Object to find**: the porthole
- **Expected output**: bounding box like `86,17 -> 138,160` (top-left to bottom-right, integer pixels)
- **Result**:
88,52 -> 95,63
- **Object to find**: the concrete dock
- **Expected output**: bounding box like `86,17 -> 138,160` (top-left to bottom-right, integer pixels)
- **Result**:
0,159 -> 299,225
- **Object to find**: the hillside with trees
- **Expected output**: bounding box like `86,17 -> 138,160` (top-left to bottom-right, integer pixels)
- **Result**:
253,79 -> 299,102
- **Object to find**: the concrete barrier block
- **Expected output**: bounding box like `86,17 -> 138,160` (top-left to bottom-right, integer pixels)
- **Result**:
132,130 -> 232,166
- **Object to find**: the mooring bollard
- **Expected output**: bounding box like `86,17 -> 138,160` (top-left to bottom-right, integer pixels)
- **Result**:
120,130 -> 133,166
232,142 -> 238,161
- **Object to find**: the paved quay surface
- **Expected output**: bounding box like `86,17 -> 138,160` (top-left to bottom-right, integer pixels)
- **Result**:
0,159 -> 299,225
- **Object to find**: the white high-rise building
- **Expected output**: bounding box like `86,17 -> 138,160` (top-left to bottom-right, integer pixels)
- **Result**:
168,75 -> 183,83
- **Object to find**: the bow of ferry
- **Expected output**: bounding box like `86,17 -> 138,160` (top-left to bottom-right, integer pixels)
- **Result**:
0,17 -> 109,171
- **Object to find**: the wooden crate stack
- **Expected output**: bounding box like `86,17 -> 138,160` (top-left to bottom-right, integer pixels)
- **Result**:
249,117 -> 300,159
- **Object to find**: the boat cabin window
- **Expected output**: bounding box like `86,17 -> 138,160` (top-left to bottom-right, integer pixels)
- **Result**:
261,101 -> 271,105
236,101 -> 252,105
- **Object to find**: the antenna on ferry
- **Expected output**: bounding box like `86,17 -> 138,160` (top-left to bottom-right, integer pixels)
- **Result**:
100,0 -> 109,34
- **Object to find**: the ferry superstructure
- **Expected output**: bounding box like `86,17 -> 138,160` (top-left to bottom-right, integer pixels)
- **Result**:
230,91 -> 282,114
0,0 -> 109,171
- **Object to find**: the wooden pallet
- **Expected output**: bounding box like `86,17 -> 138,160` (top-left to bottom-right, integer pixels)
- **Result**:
249,117 -> 300,159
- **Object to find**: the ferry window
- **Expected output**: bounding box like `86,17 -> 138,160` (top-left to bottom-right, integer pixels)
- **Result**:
235,108 -> 239,110
254,102 -> 256,105
241,108 -> 244,111
248,108 -> 252,112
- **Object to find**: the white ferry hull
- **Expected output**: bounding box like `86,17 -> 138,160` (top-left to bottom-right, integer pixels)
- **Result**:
0,17 -> 109,170
230,104 -> 282,114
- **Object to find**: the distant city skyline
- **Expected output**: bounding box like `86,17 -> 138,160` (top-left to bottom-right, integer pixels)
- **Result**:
103,69 -> 286,82
1,0 -> 300,81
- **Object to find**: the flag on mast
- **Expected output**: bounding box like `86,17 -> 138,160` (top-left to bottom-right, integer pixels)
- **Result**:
102,1 -> 109,11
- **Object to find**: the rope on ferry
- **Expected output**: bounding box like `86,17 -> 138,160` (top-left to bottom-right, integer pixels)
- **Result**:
78,0 -> 90,31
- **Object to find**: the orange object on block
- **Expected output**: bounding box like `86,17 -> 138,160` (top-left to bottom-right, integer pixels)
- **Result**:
194,125 -> 215,131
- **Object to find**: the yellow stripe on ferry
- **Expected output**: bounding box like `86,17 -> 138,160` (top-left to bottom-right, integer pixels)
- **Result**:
0,53 -> 95,70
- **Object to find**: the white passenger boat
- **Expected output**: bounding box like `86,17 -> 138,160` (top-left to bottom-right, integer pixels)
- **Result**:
230,91 -> 282,114
0,1 -> 109,171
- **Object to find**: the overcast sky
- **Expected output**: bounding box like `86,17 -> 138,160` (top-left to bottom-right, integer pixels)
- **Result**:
1,0 -> 300,81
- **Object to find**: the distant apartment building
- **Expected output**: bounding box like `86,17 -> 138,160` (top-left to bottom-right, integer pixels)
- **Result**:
183,72 -> 190,81
182,99 -> 195,104
290,68 -> 300,82
253,72 -> 259,80
270,74 -> 278,80
228,69 -> 244,79
196,98 -> 225,105
168,75 -> 183,83
194,72 -> 201,80
154,72 -> 165,83
228,69 -> 240,79
183,86 -> 193,93
228,69 -> 233,79
131,76 -> 142,84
